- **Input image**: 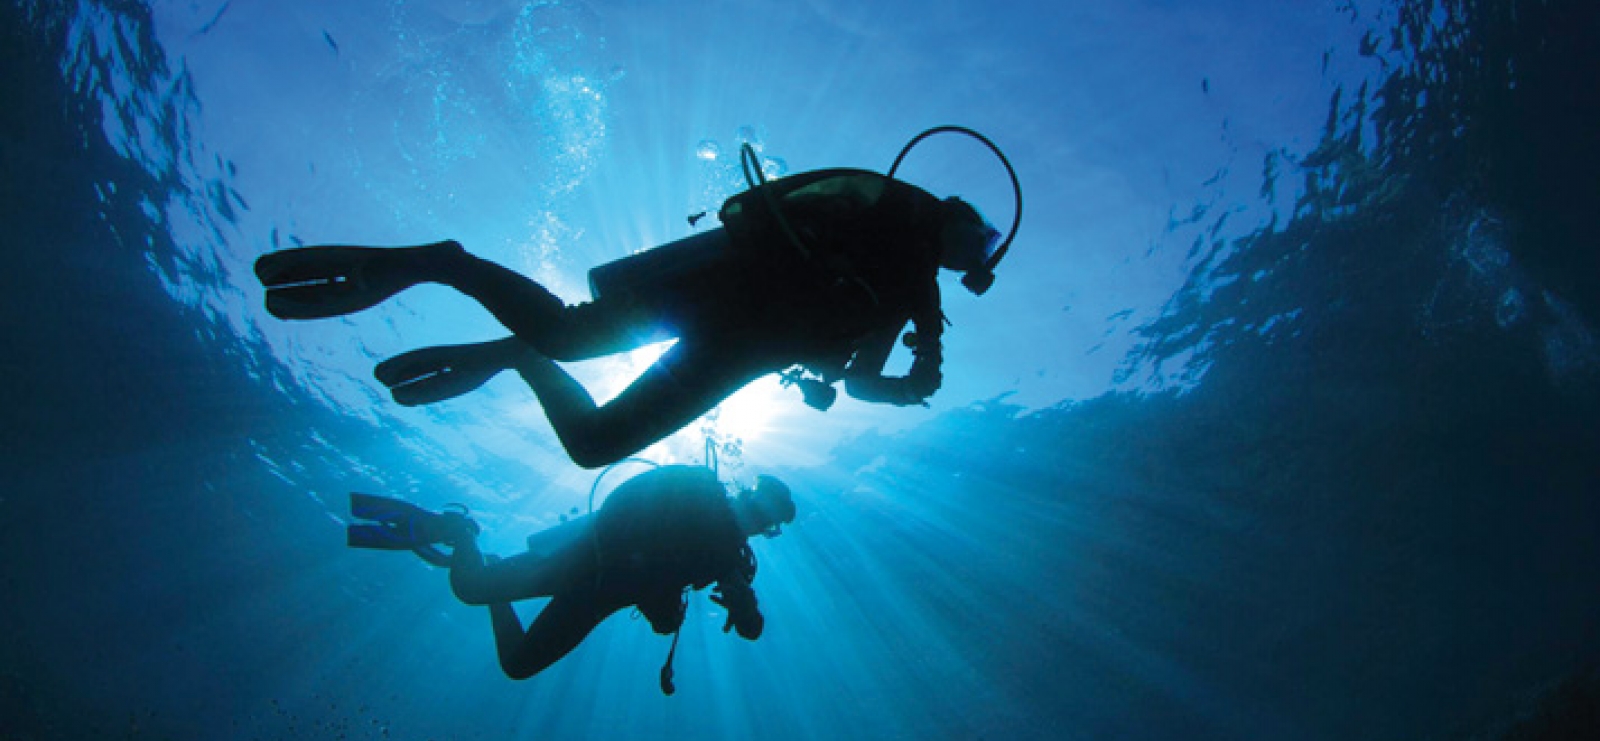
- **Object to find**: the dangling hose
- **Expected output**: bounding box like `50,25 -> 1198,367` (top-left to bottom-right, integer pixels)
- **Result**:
658,589 -> 689,695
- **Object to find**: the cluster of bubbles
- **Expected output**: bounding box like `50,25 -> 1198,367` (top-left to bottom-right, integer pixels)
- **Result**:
1431,210 -> 1525,332
690,126 -> 789,221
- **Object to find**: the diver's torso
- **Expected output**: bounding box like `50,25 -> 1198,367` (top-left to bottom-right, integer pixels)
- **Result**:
594,466 -> 743,592
589,170 -> 942,371
716,170 -> 944,356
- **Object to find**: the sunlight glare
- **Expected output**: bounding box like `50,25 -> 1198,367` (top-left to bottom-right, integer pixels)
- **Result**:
497,339 -> 823,468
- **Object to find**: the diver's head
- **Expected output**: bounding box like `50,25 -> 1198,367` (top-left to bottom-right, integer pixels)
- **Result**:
735,475 -> 797,538
938,197 -> 1002,291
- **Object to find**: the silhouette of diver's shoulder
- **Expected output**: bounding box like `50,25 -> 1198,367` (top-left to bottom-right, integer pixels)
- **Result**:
724,168 -> 932,215
599,465 -> 722,518
641,464 -> 722,489
717,167 -> 943,282
596,466 -> 735,550
775,168 -> 940,206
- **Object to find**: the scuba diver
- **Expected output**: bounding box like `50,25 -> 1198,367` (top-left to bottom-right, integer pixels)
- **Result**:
345,465 -> 796,692
256,127 -> 1021,468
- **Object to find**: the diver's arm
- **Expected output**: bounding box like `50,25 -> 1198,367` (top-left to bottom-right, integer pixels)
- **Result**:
710,575 -> 763,640
840,323 -> 897,393
842,283 -> 944,406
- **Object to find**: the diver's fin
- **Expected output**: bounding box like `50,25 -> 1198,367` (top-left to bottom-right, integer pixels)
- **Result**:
374,337 -> 527,407
348,493 -> 481,546
347,523 -> 420,551
347,524 -> 456,568
350,491 -> 431,525
255,245 -> 429,320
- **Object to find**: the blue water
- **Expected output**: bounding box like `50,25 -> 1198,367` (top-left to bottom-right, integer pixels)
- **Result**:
4,0 -> 1599,739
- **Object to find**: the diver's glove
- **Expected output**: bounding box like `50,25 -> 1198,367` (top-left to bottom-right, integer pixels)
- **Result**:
710,581 -> 763,640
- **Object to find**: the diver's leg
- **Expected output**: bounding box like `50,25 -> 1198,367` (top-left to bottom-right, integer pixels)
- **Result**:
419,246 -> 566,345
261,239 -> 665,357
449,527 -> 594,605
424,249 -> 670,360
491,589 -> 622,680
510,336 -> 772,468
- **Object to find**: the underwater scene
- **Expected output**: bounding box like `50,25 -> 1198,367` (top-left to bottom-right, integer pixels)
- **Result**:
3,0 -> 1599,738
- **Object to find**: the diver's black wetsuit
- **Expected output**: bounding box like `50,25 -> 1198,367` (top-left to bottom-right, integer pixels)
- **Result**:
446,466 -> 762,680
422,170 -> 948,467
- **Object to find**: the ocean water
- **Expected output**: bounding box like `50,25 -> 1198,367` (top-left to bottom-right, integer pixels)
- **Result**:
3,0 -> 1598,739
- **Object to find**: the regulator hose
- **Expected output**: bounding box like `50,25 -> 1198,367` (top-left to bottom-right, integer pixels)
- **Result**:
887,125 -> 1023,293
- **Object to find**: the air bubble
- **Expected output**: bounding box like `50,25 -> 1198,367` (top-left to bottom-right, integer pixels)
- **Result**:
1495,289 -> 1526,328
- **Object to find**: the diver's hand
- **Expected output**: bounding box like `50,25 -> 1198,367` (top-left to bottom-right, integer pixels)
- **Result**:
709,599 -> 763,639
709,591 -> 736,632
711,583 -> 763,639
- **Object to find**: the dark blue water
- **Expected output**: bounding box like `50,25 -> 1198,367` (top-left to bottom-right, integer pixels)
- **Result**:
4,0 -> 1598,739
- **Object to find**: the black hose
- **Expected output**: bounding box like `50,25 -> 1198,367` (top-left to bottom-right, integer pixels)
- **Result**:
740,142 -> 768,187
740,142 -> 813,260
887,125 -> 1023,274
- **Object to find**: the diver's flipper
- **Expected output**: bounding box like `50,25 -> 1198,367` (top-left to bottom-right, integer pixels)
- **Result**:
347,523 -> 422,551
347,524 -> 456,567
255,245 -> 426,320
350,491 -> 431,526
348,492 -> 480,548
375,337 -> 527,407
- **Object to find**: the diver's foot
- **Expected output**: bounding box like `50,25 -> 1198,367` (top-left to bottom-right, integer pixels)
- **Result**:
255,240 -> 465,320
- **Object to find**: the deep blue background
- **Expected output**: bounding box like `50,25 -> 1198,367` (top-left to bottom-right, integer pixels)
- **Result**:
4,1 -> 1598,739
